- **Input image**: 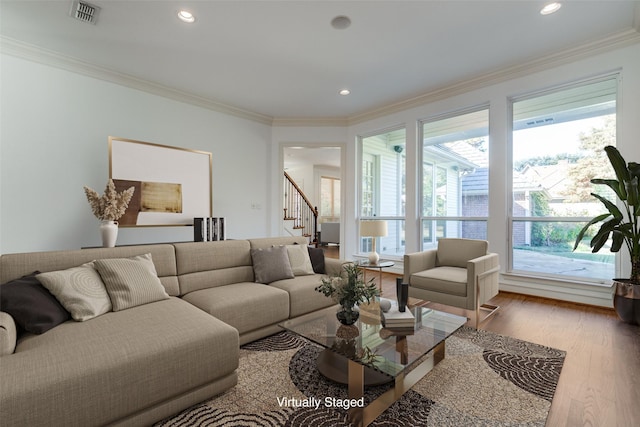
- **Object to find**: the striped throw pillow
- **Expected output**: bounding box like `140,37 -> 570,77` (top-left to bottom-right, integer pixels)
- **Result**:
94,253 -> 169,311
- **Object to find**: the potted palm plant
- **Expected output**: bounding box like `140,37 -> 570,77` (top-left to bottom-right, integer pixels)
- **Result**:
574,145 -> 640,324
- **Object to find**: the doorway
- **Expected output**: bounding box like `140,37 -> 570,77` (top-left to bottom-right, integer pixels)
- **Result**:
282,145 -> 343,252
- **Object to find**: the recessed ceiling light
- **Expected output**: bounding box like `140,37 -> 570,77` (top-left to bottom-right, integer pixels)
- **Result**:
339,89 -> 351,96
540,2 -> 562,15
331,16 -> 351,30
177,10 -> 195,23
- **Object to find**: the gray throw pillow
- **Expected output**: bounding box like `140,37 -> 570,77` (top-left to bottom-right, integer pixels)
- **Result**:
93,253 -> 169,311
37,263 -> 112,321
251,246 -> 295,284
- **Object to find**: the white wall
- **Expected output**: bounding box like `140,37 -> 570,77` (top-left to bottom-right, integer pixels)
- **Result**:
0,54 -> 272,253
284,165 -> 314,202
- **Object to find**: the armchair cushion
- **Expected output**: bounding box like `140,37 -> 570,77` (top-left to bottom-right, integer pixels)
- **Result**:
410,267 -> 468,297
437,238 -> 488,268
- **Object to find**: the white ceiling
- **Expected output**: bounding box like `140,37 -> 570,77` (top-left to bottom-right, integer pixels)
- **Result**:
284,146 -> 341,169
1,1 -> 639,121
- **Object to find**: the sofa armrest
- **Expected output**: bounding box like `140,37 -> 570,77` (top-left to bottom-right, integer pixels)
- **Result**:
403,249 -> 437,282
324,258 -> 348,277
0,311 -> 17,356
467,253 -> 500,304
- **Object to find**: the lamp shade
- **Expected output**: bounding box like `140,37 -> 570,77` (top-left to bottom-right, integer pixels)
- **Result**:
360,220 -> 388,238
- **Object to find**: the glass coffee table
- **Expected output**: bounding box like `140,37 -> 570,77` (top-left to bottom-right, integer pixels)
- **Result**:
280,300 -> 467,426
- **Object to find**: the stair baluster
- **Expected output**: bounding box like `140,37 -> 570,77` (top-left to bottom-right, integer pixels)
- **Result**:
283,171 -> 319,246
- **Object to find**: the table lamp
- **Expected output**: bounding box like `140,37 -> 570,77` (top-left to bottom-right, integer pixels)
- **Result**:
360,220 -> 388,264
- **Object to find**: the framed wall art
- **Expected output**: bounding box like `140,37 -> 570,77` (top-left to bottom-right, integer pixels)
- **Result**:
109,136 -> 212,227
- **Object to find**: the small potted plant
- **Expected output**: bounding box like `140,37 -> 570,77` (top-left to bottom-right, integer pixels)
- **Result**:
315,262 -> 379,325
574,145 -> 640,324
84,179 -> 135,247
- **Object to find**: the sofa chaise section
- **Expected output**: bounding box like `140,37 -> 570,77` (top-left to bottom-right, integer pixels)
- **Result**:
0,298 -> 238,427
0,245 -> 239,427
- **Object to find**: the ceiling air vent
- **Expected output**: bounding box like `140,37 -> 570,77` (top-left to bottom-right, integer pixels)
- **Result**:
69,0 -> 100,25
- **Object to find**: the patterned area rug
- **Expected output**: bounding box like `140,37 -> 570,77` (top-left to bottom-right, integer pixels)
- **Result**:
155,327 -> 565,426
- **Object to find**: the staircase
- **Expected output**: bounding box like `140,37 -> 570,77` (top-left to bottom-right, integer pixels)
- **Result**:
283,171 -> 318,246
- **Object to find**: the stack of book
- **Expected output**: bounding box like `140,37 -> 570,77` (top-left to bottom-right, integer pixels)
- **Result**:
382,306 -> 415,331
194,217 -> 226,242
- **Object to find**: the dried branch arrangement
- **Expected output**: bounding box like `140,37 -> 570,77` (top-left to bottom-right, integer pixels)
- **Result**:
84,179 -> 135,221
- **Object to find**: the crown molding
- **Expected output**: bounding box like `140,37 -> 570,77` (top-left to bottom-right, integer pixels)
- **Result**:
3,27 -> 639,129
346,28 -> 640,126
0,36 -> 274,125
271,117 -> 349,127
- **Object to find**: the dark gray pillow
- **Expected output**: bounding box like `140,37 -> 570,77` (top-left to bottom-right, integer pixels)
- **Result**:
307,247 -> 326,274
250,246 -> 295,284
0,272 -> 70,334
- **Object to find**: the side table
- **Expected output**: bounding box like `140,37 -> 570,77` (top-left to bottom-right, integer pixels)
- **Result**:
358,260 -> 394,293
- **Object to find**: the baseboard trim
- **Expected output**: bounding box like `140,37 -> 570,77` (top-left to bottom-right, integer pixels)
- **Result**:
500,274 -> 613,308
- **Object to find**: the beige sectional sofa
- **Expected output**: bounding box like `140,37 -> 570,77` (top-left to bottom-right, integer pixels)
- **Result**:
0,236 -> 340,426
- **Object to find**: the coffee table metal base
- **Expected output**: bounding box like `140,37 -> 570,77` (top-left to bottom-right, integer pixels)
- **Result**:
346,341 -> 446,427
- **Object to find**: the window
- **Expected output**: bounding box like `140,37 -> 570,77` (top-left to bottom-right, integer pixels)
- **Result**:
420,108 -> 490,248
320,176 -> 340,222
362,154 -> 376,218
360,128 -> 406,257
510,77 -> 618,282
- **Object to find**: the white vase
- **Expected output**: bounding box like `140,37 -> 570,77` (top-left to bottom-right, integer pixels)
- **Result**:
100,220 -> 118,248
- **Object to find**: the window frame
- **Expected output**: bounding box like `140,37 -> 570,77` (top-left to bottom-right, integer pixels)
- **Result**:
320,175 -> 340,221
358,126 -> 407,259
418,105 -> 490,250
507,74 -> 620,283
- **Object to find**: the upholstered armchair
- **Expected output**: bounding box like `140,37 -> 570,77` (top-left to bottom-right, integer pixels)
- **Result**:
403,238 -> 500,328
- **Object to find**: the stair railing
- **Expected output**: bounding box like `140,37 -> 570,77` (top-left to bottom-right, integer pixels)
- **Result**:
283,171 -> 318,245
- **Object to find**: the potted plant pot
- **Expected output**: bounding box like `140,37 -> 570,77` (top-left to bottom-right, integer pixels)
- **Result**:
613,280 -> 640,325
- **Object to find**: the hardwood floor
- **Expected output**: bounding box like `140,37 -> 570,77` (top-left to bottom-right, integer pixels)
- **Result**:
372,269 -> 640,427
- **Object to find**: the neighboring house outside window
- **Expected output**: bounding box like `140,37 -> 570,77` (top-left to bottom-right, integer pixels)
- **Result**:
510,76 -> 618,282
421,108 -> 490,249
360,128 -> 406,257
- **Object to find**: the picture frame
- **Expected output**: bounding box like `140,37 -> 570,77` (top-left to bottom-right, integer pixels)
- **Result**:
109,136 -> 212,227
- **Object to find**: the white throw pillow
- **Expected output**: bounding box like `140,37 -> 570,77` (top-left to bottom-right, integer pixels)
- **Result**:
37,262 -> 112,321
285,244 -> 315,276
